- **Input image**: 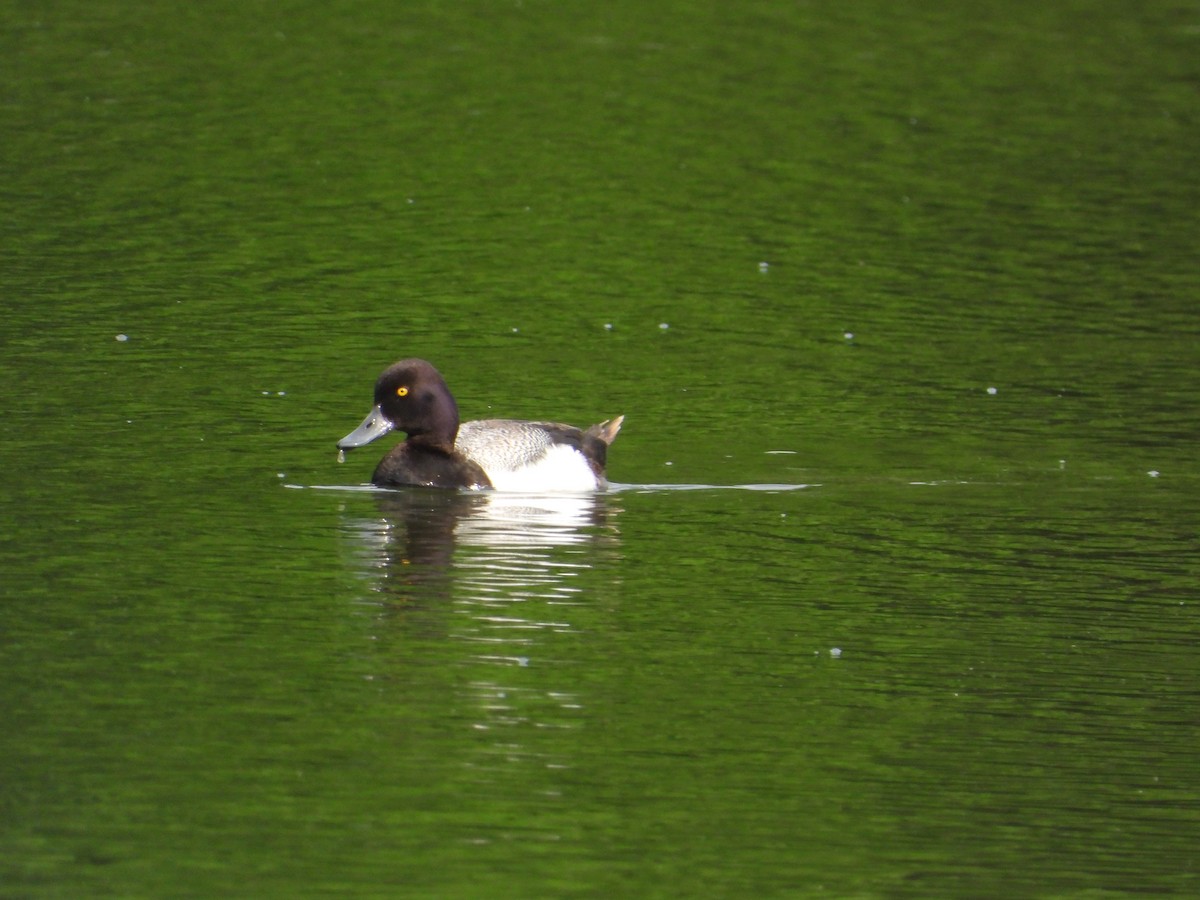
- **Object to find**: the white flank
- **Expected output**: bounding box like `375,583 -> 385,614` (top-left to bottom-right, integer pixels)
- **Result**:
483,444 -> 600,493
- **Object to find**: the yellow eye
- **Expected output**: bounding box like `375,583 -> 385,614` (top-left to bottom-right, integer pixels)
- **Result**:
396,386 -> 409,397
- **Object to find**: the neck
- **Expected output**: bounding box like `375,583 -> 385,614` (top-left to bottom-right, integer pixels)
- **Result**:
409,384 -> 460,451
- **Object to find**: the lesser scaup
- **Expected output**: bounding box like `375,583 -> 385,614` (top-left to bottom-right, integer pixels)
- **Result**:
337,358 -> 623,491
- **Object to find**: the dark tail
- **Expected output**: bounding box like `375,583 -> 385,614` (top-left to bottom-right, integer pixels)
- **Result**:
586,415 -> 624,446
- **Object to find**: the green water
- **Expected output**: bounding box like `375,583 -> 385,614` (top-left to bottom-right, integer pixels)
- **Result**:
3,0 -> 1199,896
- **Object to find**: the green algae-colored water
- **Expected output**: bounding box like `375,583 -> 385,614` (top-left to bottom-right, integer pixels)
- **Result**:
3,0 -> 1198,895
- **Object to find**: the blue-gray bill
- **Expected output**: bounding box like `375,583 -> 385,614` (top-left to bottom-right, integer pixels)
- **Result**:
337,404 -> 393,463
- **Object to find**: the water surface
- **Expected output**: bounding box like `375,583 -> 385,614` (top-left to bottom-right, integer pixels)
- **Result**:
2,0 -> 1198,895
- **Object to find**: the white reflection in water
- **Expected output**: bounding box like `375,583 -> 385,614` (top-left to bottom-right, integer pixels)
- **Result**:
455,492 -> 608,548
336,487 -> 620,756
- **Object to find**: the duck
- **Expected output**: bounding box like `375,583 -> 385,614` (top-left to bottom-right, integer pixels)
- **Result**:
337,358 -> 624,491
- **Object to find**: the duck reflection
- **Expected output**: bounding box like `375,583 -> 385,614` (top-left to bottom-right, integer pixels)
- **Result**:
340,487 -> 622,780
345,488 -> 621,608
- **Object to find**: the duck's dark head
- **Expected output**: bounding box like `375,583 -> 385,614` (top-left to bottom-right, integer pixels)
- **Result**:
337,358 -> 460,453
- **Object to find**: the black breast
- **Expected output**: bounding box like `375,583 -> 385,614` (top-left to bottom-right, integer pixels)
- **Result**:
372,444 -> 493,489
